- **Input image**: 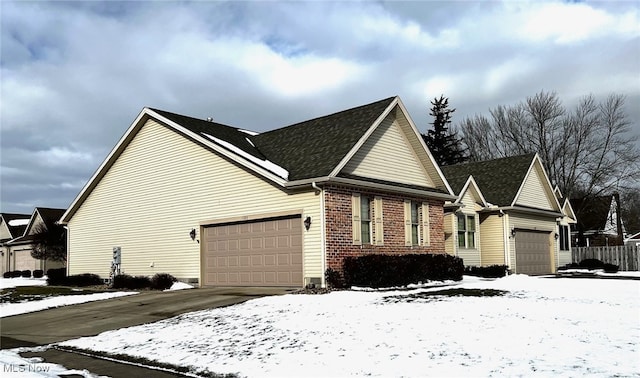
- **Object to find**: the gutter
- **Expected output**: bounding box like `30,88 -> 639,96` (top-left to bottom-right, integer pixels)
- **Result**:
288,176 -> 457,201
480,206 -> 563,218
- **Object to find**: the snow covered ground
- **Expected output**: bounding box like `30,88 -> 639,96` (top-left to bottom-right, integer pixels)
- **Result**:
0,277 -> 48,289
55,275 -> 640,377
0,348 -> 103,378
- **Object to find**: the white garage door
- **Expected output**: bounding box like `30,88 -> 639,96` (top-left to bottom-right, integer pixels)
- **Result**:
515,230 -> 552,275
202,215 -> 303,287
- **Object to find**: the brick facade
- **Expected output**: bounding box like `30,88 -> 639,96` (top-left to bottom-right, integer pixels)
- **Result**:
324,185 -> 445,272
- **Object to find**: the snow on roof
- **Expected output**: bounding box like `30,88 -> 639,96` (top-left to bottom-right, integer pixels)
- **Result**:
238,129 -> 259,136
202,133 -> 289,180
7,219 -> 29,227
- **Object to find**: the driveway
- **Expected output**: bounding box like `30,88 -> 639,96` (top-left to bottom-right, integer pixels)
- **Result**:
1,286 -> 293,377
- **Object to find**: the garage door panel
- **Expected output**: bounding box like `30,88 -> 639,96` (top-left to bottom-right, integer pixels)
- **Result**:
515,231 -> 551,275
203,215 -> 303,286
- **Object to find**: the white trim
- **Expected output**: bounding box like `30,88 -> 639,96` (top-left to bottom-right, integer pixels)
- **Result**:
455,176 -> 488,207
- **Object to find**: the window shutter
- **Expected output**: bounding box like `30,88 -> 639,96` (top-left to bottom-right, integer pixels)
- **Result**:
374,196 -> 384,245
352,193 -> 362,245
421,202 -> 430,246
404,200 -> 412,246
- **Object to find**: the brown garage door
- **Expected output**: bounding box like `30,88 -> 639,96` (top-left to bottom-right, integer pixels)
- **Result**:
202,215 -> 303,287
515,230 -> 551,275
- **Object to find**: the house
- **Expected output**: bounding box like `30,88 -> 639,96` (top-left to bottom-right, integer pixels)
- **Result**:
570,194 -> 625,247
1,213 -> 30,274
440,153 -> 566,275
624,231 -> 640,247
60,96 -> 456,287
3,208 -> 67,273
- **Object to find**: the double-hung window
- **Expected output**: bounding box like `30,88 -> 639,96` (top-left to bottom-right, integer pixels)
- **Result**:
353,194 -> 383,245
360,195 -> 372,244
404,200 -> 430,246
457,213 -> 476,249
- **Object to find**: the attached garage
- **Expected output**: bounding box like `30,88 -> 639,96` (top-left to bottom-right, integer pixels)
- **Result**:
202,215 -> 303,287
515,230 -> 552,275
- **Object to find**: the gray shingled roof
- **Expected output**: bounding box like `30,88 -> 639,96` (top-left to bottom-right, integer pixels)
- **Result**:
441,153 -> 535,206
152,97 -> 396,181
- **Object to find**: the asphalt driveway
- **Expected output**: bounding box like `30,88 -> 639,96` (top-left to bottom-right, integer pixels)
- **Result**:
1,286 -> 293,377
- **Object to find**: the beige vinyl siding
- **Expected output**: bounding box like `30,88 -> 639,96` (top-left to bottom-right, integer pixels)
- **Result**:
459,189 -> 483,212
479,214 -> 506,266
67,119 -> 322,282
393,107 -> 449,191
515,165 -> 554,210
444,213 -> 455,255
508,213 -> 557,272
342,114 -> 434,188
0,221 -> 12,241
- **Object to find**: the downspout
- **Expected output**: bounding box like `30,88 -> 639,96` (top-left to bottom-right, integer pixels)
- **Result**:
502,213 -> 511,274
312,181 -> 327,288
63,225 -> 70,274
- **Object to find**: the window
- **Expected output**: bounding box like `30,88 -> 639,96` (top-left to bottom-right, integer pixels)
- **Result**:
404,200 -> 430,246
559,225 -> 570,251
457,213 -> 476,248
353,193 -> 382,245
410,201 -> 419,246
361,195 -> 372,244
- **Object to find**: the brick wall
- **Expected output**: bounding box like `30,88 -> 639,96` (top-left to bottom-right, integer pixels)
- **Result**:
324,185 -> 445,272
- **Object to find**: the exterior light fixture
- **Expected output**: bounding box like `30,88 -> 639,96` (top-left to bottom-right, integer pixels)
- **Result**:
189,228 -> 196,241
304,216 -> 311,231
511,228 -> 516,238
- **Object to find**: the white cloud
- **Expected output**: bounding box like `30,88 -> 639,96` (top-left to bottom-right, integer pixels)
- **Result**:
35,147 -> 94,167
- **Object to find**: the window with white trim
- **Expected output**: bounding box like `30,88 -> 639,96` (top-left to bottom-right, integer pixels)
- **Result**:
457,213 -> 476,248
353,193 -> 382,245
559,225 -> 570,251
404,200 -> 430,246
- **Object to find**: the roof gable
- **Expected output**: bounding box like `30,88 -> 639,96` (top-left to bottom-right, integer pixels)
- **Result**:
456,176 -> 488,211
513,157 -> 559,211
340,108 -> 434,188
561,199 -> 577,223
0,213 -> 31,240
251,97 -> 396,181
24,207 -> 66,236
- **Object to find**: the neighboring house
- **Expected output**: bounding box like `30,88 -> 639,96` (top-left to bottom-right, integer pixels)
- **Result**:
570,194 -> 625,247
4,208 -> 67,272
60,96 -> 455,287
441,153 -> 566,275
624,231 -> 640,247
1,213 -> 30,274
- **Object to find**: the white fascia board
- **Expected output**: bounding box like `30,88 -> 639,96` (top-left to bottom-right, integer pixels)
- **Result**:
328,176 -> 457,201
22,208 -> 40,237
328,97 -> 398,178
395,98 -> 455,196
60,108 -> 150,224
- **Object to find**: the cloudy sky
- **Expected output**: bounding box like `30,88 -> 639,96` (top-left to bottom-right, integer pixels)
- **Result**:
1,0 -> 639,214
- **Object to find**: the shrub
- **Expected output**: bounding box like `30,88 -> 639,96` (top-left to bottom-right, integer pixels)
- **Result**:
33,270 -> 44,278
21,270 -> 31,278
66,273 -> 103,287
579,259 -> 605,270
3,271 -> 11,278
112,274 -> 152,289
151,273 -> 177,290
603,263 -> 619,273
47,268 -> 67,285
342,253 -> 464,288
11,270 -> 23,278
324,268 -> 344,289
464,265 -> 508,278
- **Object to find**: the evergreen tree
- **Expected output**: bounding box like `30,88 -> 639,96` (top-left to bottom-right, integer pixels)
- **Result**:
30,223 -> 67,262
422,95 -> 468,166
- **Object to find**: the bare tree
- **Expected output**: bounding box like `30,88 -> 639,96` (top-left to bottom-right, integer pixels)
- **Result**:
459,91 -> 640,200
31,223 -> 67,262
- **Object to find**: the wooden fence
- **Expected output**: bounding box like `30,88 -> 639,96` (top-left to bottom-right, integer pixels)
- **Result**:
572,245 -> 640,271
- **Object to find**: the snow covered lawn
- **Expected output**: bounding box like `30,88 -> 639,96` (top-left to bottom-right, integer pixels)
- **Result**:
58,275 -> 640,377
0,277 -> 137,317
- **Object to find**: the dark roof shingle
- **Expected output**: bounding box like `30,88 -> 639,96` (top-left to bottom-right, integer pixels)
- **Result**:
441,153 -> 535,206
